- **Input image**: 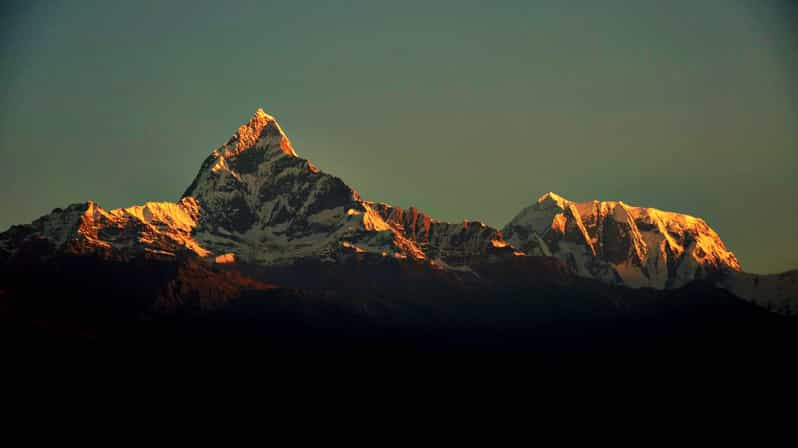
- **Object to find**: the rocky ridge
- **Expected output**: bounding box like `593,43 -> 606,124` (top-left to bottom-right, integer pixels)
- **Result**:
503,192 -> 741,288
0,109 -> 747,293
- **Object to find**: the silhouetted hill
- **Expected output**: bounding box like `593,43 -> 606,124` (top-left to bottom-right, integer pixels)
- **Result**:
2,254 -> 793,354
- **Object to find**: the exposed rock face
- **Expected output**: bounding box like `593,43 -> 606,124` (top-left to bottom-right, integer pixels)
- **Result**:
370,203 -> 519,268
1,108 -> 515,269
0,108 -> 749,292
0,198 -> 206,261
502,192 -> 742,288
177,108 -> 517,266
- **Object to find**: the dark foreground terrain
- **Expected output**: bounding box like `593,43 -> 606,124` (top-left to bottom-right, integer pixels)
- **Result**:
1,253 -> 795,356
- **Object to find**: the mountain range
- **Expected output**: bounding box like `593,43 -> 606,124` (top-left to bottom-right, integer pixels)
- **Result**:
1,108 -> 795,349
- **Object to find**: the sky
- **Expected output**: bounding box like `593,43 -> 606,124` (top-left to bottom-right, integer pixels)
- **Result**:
1,0 -> 796,274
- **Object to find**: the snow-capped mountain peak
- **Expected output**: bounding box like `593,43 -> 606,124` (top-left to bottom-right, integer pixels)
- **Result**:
536,192 -> 568,208
176,109 -> 516,267
221,108 -> 297,159
0,108 -> 519,271
503,193 -> 741,288
0,109 -> 745,293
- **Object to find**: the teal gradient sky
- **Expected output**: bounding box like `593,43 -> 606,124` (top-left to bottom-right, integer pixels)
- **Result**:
1,0 -> 796,273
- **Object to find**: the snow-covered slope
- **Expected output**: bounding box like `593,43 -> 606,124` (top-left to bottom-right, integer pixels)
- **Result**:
179,108 -> 517,266
0,198 -> 207,260
0,109 -> 749,292
502,192 -> 742,288
1,109 -> 516,269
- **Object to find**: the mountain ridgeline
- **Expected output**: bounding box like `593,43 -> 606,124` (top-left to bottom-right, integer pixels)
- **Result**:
0,108 -> 742,281
1,108 -> 795,348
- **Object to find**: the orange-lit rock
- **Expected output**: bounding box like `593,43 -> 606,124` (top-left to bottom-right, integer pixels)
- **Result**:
214,253 -> 236,264
504,192 -> 741,288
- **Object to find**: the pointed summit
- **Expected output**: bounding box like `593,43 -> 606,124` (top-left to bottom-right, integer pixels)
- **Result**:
221,108 -> 297,159
253,107 -> 273,120
536,192 -> 568,208
181,107 -> 301,202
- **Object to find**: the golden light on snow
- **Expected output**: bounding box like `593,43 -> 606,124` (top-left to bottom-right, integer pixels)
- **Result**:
490,239 -> 509,248
76,197 -> 210,258
215,253 -> 236,264
222,108 -> 298,158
